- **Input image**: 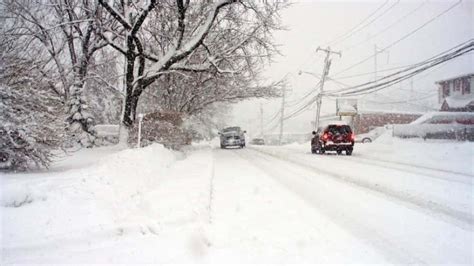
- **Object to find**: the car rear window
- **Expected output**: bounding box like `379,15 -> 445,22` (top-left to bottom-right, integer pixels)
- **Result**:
326,125 -> 352,134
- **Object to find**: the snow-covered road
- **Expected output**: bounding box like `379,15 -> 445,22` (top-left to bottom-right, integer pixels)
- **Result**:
1,139 -> 473,264
221,146 -> 473,264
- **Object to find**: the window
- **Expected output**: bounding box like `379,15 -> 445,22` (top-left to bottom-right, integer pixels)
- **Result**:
454,79 -> 461,92
462,78 -> 471,94
442,83 -> 450,97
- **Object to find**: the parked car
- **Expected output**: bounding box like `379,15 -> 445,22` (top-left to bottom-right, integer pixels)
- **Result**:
392,112 -> 474,141
311,122 -> 355,155
250,138 -> 265,145
219,126 -> 246,148
355,126 -> 386,143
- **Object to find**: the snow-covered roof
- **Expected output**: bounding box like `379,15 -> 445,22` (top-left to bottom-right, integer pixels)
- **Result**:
410,111 -> 474,125
358,109 -> 426,115
338,104 -> 357,113
443,94 -> 474,109
435,73 -> 474,84
321,120 -> 349,126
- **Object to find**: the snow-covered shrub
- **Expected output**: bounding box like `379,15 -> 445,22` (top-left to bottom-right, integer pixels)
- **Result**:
128,111 -> 192,150
0,86 -> 65,170
0,56 -> 65,171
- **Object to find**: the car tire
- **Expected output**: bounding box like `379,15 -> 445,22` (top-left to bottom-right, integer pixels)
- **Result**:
346,149 -> 352,156
311,149 -> 317,154
220,144 -> 225,149
337,150 -> 342,155
362,138 -> 372,143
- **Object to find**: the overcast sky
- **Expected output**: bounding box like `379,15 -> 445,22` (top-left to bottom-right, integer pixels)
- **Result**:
231,0 -> 474,137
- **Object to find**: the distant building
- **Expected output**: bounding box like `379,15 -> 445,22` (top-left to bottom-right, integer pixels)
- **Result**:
436,73 -> 474,112
317,111 -> 422,134
353,111 -> 422,134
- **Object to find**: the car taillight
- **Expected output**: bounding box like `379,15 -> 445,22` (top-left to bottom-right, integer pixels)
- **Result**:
322,133 -> 328,141
350,133 -> 355,141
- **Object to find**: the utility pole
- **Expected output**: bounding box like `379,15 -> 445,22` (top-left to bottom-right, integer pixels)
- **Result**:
278,89 -> 286,145
315,46 -> 341,130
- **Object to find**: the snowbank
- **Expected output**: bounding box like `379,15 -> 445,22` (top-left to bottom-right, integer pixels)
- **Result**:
1,144 -> 215,263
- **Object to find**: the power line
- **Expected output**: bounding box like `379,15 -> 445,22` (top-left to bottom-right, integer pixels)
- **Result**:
334,38 -> 472,82
283,94 -> 319,121
330,1 -> 401,48
335,0 -> 463,76
337,48 -> 472,97
325,40 -> 474,97
343,1 -> 426,52
285,80 -> 321,107
325,0 -> 390,47
334,63 -> 423,80
332,38 -> 473,94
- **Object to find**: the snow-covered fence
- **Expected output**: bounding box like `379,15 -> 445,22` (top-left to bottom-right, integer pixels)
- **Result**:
95,124 -> 119,145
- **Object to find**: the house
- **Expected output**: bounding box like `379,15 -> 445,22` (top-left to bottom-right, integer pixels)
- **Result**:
436,73 -> 474,112
317,111 -> 422,134
353,110 -> 422,134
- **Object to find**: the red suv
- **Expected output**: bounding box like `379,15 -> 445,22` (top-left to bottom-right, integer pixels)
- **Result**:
311,123 -> 355,155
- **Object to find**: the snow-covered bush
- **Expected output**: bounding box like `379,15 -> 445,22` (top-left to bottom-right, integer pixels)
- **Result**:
0,86 -> 65,170
0,56 -> 65,171
128,111 -> 191,150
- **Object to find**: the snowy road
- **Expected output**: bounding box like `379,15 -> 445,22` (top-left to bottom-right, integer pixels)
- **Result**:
210,146 -> 473,264
2,141 -> 473,264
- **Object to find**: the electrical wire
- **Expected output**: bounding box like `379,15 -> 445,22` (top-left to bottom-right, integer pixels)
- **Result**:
334,0 -> 463,76
325,40 -> 473,97
329,1 -> 401,48
343,1 -> 426,52
325,0 -> 390,47
328,39 -> 473,95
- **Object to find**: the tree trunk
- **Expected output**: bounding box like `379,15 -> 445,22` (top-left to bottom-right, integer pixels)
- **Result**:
121,87 -> 143,128
66,75 -> 96,147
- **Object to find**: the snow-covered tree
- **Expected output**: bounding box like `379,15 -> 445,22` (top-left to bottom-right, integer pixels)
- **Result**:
0,46 -> 65,171
2,0 -> 119,147
98,0 -> 286,127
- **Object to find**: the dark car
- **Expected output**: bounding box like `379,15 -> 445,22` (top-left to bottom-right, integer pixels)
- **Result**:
311,123 -> 355,155
219,126 -> 246,149
250,138 -> 265,145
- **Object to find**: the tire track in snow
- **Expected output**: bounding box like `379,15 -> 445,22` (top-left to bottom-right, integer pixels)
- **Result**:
265,146 -> 472,185
326,153 -> 472,185
248,147 -> 473,230
232,149 -> 427,264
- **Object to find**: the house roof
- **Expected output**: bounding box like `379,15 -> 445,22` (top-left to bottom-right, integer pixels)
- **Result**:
435,73 -> 474,84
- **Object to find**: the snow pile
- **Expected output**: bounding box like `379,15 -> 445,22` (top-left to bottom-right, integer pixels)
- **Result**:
1,144 -> 215,263
361,132 -> 474,174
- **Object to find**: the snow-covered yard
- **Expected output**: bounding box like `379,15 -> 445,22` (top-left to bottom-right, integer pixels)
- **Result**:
1,136 -> 473,264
